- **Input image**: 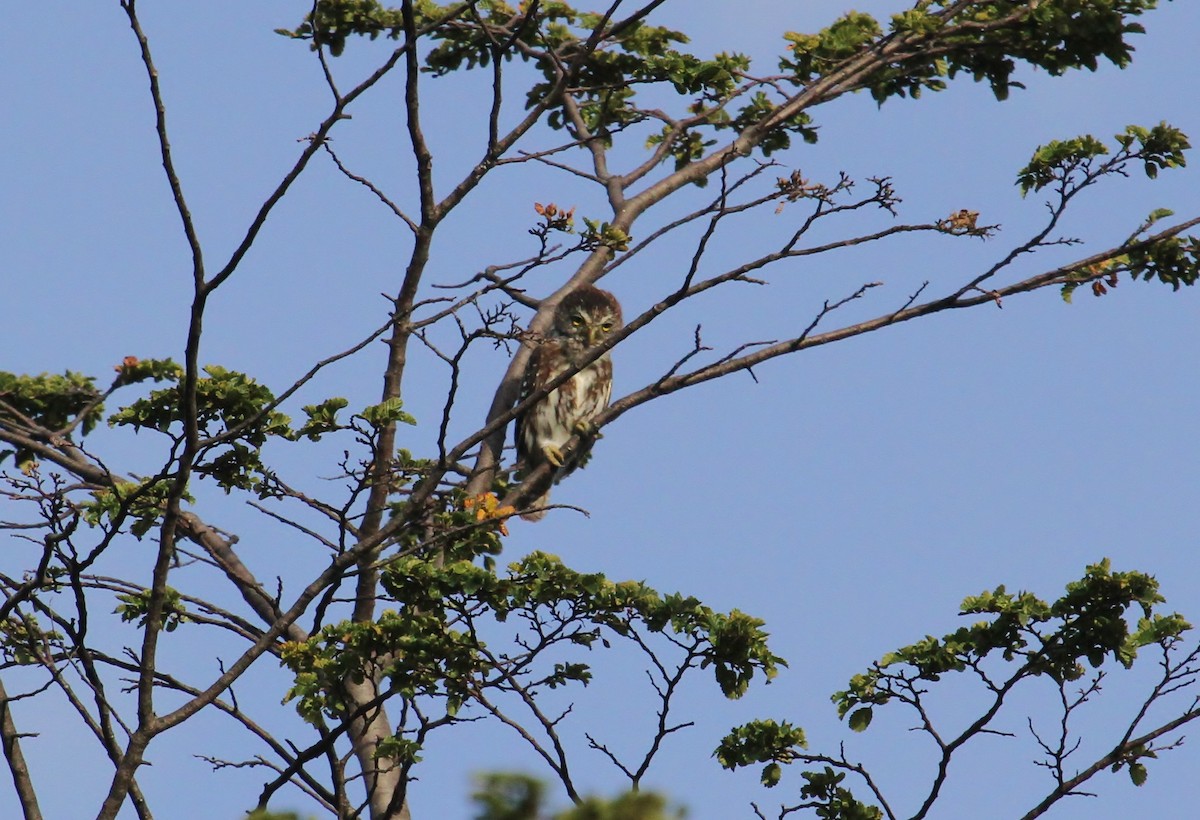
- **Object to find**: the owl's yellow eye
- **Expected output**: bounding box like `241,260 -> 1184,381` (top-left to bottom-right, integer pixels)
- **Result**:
601,322 -> 613,332
571,316 -> 585,326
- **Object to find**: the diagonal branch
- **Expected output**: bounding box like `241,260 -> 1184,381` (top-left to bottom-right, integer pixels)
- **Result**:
1020,705 -> 1200,820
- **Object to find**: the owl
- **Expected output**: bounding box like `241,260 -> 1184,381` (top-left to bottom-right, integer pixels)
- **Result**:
515,285 -> 623,520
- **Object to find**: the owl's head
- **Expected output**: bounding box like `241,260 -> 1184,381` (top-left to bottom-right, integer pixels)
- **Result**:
552,285 -> 623,352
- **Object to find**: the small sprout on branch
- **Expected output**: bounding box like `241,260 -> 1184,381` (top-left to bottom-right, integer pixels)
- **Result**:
533,201 -> 576,233
775,170 -> 829,209
359,397 -> 417,428
115,587 -> 190,632
298,397 -> 350,441
938,208 -> 986,236
580,218 -> 631,253
464,491 -> 516,537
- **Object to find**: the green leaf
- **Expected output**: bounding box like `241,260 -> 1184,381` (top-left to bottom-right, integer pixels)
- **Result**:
1129,762 -> 1148,787
848,706 -> 873,732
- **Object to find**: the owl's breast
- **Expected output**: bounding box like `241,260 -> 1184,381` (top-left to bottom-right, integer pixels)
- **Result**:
559,356 -> 610,415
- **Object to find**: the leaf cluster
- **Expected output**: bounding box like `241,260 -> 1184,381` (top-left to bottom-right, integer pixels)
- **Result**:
472,772 -> 546,820
716,561 -> 1194,811
277,1 -> 1169,180
714,719 -> 807,788
111,365 -> 285,440
557,790 -> 682,820
1013,123 -> 1194,301
282,550 -> 783,759
0,359 -> 185,471
114,586 -> 190,633
795,767 -> 882,820
832,559 -> 1191,727
109,365 -> 301,492
359,397 -> 417,429
275,0 -> 445,57
785,1 -> 1167,105
81,478 -> 194,540
112,356 -> 185,387
579,219 -> 631,253
1126,232 -> 1200,290
296,397 -> 351,441
281,602 -> 483,728
1018,122 -> 1189,195
386,550 -> 784,697
1061,218 -> 1200,302
247,810 -> 314,820
0,615 -> 64,666
280,1 -> 817,161
0,370 -> 102,433
0,370 -> 102,468
389,488 -> 512,562
96,370 -> 368,503
717,721 -> 884,816
1114,742 -> 1156,787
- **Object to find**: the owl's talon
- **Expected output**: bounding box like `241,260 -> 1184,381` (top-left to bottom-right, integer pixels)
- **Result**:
542,445 -> 565,468
573,420 -> 598,437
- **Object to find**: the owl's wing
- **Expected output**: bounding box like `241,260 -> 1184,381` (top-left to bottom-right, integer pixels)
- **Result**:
514,341 -> 543,465
591,356 -> 613,412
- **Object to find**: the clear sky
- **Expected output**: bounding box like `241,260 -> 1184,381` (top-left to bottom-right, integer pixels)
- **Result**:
4,2 -> 1200,818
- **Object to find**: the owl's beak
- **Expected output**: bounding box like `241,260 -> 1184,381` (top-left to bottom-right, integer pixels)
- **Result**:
587,326 -> 604,347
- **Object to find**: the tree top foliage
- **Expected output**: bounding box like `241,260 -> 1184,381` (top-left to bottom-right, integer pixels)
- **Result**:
2,1 -> 1199,819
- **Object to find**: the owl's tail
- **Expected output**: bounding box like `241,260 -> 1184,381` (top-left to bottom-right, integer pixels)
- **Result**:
519,489 -> 550,521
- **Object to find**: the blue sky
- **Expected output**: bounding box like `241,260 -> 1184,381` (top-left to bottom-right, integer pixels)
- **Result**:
4,2 -> 1200,818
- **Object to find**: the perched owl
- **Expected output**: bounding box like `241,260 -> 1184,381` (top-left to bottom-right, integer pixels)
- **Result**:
515,285 -> 623,520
